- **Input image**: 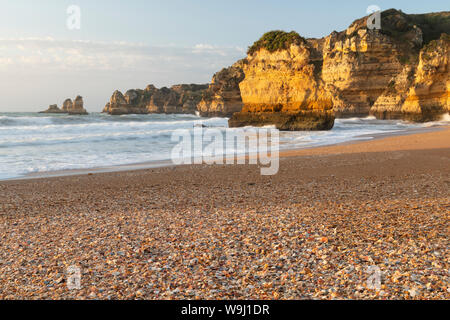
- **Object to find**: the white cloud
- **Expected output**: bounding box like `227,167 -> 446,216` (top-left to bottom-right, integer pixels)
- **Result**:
0,38 -> 245,73
192,43 -> 246,57
0,38 -> 246,111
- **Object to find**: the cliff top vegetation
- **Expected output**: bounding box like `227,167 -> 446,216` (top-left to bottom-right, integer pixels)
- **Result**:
247,30 -> 306,55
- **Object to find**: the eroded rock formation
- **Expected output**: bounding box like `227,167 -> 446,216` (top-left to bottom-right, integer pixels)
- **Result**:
61,99 -> 73,112
100,9 -> 448,128
69,96 -> 88,115
197,62 -> 245,117
229,9 -> 449,129
39,104 -> 66,114
229,110 -> 335,131
231,36 -> 336,130
39,96 -> 88,115
103,84 -> 208,115
372,33 -> 450,121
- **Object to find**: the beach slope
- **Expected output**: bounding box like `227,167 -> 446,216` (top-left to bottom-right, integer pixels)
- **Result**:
0,128 -> 448,299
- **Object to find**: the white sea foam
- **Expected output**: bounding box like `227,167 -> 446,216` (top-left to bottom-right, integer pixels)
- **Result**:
421,113 -> 450,127
0,112 -> 448,179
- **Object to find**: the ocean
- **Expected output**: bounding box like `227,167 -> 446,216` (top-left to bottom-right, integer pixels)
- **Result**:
0,112 -> 449,180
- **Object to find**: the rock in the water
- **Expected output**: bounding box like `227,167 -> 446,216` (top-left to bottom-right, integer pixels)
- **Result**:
68,96 -> 88,115
61,99 -> 73,112
100,9 -> 447,124
229,111 -> 335,131
105,90 -> 142,115
39,104 -> 65,114
39,96 -> 88,115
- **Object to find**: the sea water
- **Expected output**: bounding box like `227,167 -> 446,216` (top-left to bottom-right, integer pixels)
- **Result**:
0,112 -> 448,180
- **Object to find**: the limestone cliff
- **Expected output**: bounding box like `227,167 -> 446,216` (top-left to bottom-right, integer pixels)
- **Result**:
228,9 -> 449,130
402,34 -> 450,117
101,9 -> 447,126
103,84 -> 208,115
229,35 -> 335,130
321,28 -> 405,117
197,62 -> 245,117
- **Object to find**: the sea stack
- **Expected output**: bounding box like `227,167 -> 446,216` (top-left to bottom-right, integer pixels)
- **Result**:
69,96 -> 88,115
39,96 -> 88,115
61,99 -> 73,112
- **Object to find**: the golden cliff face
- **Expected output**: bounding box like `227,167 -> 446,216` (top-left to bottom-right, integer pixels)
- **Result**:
239,44 -> 333,113
229,38 -> 335,131
105,9 -> 448,127
197,62 -> 245,117
371,35 -> 449,121
322,29 -> 405,116
228,9 -> 449,129
400,34 -> 450,119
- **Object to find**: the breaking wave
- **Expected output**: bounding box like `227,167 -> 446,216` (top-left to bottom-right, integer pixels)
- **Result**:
0,112 -> 448,180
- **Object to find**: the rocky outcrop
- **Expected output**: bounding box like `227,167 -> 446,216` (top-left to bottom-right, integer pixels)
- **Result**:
39,104 -> 66,114
102,9 -> 448,126
61,99 -> 73,112
103,84 -> 208,115
103,90 -> 145,115
197,62 -> 245,117
230,32 -> 336,130
228,9 -> 449,129
321,28 -> 405,117
68,96 -> 88,115
229,110 -> 335,131
372,33 -> 449,121
321,9 -> 449,120
39,96 -> 88,115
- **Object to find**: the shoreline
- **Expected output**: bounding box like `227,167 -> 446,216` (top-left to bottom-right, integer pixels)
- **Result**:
5,124 -> 447,182
0,125 -> 448,299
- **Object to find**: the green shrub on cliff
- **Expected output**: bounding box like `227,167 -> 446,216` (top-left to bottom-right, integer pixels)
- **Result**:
381,9 -> 450,45
248,30 -> 306,55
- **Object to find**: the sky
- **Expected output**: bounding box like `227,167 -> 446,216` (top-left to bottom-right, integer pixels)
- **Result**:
0,0 -> 448,112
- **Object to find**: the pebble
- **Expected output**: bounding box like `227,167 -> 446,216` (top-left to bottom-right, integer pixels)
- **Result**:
0,134 -> 448,300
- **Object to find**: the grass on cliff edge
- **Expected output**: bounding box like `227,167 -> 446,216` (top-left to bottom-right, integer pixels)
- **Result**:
248,31 -> 307,55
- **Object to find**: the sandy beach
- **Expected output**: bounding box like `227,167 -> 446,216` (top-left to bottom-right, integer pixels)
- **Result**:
0,127 -> 448,300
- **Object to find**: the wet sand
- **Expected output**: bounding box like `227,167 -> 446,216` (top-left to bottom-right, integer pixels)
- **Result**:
0,127 -> 449,300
